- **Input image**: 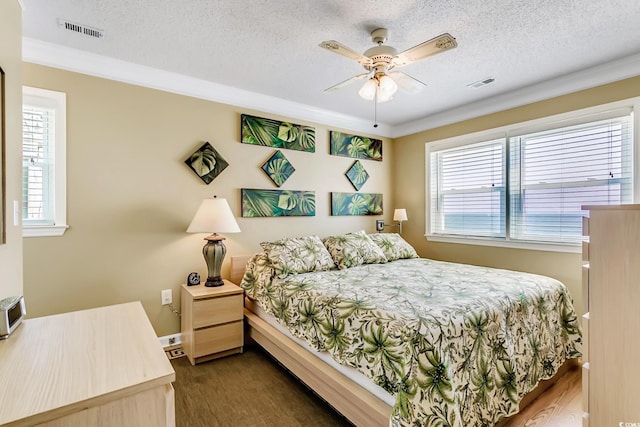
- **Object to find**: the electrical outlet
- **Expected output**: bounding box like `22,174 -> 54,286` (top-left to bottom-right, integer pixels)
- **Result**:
161,289 -> 172,305
376,220 -> 385,232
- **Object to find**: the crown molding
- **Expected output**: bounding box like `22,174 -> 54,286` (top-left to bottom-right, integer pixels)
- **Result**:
392,52 -> 640,137
22,38 -> 640,140
22,37 -> 393,137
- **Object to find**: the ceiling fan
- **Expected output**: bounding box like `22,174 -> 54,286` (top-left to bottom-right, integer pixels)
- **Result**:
319,28 -> 458,103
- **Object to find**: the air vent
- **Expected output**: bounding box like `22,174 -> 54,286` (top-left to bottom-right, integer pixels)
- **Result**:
57,19 -> 104,39
467,77 -> 495,88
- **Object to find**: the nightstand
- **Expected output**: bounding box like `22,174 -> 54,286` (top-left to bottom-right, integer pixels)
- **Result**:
181,280 -> 244,365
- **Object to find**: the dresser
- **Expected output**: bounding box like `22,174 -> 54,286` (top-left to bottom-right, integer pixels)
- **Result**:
0,302 -> 175,426
581,204 -> 640,427
181,280 -> 244,365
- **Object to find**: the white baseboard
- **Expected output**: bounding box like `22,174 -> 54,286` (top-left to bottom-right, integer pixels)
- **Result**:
159,332 -> 182,349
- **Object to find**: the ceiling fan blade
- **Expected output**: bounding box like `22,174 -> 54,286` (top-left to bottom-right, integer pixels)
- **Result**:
393,33 -> 458,67
389,71 -> 426,94
323,72 -> 371,93
319,40 -> 373,67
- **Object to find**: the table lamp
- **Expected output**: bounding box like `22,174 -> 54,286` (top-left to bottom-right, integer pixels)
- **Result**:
187,196 -> 241,287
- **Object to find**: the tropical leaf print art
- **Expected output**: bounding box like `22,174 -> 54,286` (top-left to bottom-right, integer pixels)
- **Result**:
184,142 -> 229,184
331,192 -> 383,216
242,189 -> 315,217
345,160 -> 369,191
262,150 -> 295,187
241,114 -> 315,152
330,131 -> 382,161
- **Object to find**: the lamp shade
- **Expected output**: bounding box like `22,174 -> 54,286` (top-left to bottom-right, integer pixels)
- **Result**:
187,197 -> 241,234
393,208 -> 408,222
358,78 -> 378,101
378,75 -> 398,98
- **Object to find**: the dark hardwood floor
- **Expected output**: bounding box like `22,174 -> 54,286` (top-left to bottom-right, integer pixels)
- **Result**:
171,347 -> 581,427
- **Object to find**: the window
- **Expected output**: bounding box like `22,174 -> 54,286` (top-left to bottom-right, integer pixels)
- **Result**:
428,103 -> 637,251
430,139 -> 506,238
22,86 -> 67,237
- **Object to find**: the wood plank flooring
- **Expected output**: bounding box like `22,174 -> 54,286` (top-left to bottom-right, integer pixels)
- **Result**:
500,362 -> 582,426
171,347 -> 582,427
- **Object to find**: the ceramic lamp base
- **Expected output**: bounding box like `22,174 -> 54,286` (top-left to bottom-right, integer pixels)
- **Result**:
202,234 -> 226,287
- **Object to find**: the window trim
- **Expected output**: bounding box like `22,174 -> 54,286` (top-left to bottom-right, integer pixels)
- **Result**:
22,86 -> 68,237
425,97 -> 640,253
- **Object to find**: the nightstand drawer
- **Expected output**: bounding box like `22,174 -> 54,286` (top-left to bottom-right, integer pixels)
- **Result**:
193,294 -> 243,329
194,321 -> 243,357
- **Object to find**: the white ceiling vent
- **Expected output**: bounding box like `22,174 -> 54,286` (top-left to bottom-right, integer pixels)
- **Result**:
57,19 -> 104,39
467,77 -> 495,88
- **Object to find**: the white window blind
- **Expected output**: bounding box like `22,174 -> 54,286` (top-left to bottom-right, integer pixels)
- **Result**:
428,106 -> 635,250
22,105 -> 54,225
430,139 -> 505,238
509,114 -> 633,244
22,86 -> 67,237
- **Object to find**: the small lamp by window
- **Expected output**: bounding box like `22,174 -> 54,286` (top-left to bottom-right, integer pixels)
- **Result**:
187,196 -> 240,287
393,209 -> 408,234
376,208 -> 408,234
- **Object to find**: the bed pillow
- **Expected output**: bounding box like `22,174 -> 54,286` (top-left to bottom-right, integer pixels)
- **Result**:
240,252 -> 275,299
260,235 -> 336,278
323,230 -> 388,269
368,233 -> 419,261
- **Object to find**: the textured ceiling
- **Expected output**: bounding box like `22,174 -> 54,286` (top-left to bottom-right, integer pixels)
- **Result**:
20,0 -> 640,133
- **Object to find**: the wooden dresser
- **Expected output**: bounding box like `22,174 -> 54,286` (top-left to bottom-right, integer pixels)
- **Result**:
0,302 -> 176,426
581,204 -> 640,426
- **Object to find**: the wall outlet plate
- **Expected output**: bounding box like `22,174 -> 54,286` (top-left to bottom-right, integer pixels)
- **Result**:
161,289 -> 172,305
376,220 -> 384,232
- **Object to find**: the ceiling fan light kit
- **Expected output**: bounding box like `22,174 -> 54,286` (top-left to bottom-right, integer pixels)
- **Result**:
320,28 -> 458,123
358,73 -> 398,103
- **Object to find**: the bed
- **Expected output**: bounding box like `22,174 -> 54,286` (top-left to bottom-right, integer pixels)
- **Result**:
231,232 -> 582,427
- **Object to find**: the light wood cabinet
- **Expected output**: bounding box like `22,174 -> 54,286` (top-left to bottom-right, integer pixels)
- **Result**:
181,280 -> 244,365
0,302 -> 175,426
581,205 -> 640,427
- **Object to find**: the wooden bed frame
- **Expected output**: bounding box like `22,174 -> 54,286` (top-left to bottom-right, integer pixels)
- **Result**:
230,255 -> 576,427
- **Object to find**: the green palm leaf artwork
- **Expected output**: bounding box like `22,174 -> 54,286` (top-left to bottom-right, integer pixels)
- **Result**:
241,114 -> 315,152
184,142 -> 229,184
241,188 -> 315,217
330,130 -> 382,161
345,160 -> 370,191
331,192 -> 383,216
261,150 -> 295,187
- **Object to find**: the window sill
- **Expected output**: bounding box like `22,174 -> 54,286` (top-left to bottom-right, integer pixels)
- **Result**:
23,224 -> 69,238
425,234 -> 581,254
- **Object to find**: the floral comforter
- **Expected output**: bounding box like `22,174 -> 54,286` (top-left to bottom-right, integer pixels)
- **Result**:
241,257 -> 581,427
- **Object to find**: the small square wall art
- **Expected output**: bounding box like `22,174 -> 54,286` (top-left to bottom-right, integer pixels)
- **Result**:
184,142 -> 229,184
262,150 -> 295,187
345,160 -> 369,191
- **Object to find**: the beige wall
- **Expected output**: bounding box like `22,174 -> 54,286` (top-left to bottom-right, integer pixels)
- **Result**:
22,64 -> 393,336
394,75 -> 640,315
0,1 -> 23,298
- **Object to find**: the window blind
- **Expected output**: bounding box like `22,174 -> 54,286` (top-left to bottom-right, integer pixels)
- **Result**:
22,105 -> 54,225
509,114 -> 633,244
430,139 -> 505,238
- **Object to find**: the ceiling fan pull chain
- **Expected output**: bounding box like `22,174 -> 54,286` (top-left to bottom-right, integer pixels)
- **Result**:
374,87 -> 379,128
